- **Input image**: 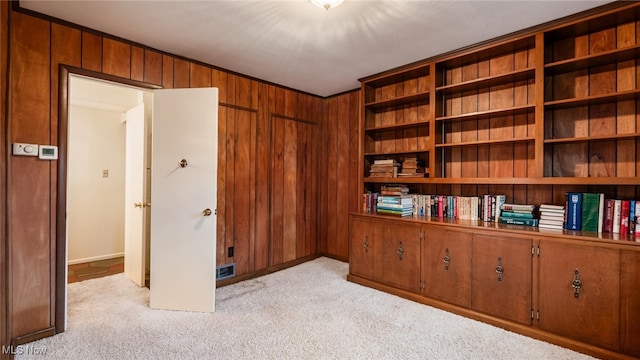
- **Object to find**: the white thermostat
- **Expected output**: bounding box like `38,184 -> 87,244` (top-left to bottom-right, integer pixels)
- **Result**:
39,145 -> 58,160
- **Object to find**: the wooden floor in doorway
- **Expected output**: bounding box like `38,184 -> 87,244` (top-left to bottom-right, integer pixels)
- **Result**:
68,257 -> 124,283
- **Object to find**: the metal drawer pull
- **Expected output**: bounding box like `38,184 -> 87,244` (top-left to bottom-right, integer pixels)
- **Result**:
572,269 -> 582,298
397,241 -> 404,260
443,248 -> 450,271
364,235 -> 369,253
495,256 -> 504,282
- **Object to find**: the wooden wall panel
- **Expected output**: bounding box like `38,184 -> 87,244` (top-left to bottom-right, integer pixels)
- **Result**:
131,46 -> 144,81
255,83 -> 270,270
162,54 -> 173,89
1,1 -> 9,353
190,63 -> 211,88
143,49 -> 162,86
81,32 -> 101,72
102,38 -> 130,78
4,5 -> 344,347
173,58 -> 189,88
9,11 -> 51,337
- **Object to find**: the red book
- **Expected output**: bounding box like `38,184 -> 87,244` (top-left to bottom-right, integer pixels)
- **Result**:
438,195 -> 444,218
604,199 -> 614,233
620,200 -> 630,235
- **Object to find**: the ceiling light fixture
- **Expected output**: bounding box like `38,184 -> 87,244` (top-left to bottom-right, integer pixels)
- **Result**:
310,0 -> 344,11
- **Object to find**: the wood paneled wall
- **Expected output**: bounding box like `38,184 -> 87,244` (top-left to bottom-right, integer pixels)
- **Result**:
1,1 -> 8,356
318,92 -> 360,260
2,6 -> 357,348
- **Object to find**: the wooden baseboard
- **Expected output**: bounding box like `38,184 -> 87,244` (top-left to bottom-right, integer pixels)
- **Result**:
216,254 -> 322,288
346,274 -> 635,360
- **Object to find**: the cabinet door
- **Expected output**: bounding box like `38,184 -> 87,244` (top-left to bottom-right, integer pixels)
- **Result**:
539,241 -> 619,350
349,216 -> 378,280
472,234 -> 532,325
381,221 -> 421,293
620,250 -> 640,356
422,227 -> 472,308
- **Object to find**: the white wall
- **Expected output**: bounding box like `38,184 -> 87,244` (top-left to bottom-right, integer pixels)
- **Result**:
67,106 -> 126,263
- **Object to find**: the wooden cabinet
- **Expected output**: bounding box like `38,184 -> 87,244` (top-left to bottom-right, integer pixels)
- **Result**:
380,220 -> 421,292
538,240 -> 620,350
352,3 -> 640,359
422,227 -> 472,307
349,216 -> 379,280
619,250 -> 640,356
472,234 -> 532,325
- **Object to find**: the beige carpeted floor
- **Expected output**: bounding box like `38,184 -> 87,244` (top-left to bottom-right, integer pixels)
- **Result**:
16,257 -> 595,359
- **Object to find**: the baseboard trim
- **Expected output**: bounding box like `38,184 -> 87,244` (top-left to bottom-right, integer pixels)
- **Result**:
68,252 -> 124,265
216,254 -> 322,288
10,327 -> 55,347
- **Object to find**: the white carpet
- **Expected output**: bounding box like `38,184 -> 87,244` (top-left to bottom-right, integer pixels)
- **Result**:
16,257 -> 595,359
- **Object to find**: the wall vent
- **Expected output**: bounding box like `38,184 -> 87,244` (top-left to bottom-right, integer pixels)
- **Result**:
216,263 -> 236,281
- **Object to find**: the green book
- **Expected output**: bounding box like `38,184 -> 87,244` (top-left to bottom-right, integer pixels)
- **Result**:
581,193 -> 600,233
500,210 -> 535,219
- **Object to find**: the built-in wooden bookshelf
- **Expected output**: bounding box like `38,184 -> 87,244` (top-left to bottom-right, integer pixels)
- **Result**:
354,3 -> 640,359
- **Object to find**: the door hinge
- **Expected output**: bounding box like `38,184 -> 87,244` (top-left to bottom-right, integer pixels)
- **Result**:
531,245 -> 535,257
420,229 -> 424,240
536,310 -> 540,321
215,208 -> 218,215
420,281 -> 425,289
537,245 -> 540,257
531,309 -> 534,320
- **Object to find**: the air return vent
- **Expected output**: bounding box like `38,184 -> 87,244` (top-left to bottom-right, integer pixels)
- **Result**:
216,263 -> 236,281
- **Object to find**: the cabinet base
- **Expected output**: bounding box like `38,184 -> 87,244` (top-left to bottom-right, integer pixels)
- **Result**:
346,274 -> 634,360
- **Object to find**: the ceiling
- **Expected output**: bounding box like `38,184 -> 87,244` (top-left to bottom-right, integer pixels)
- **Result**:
20,0 -> 613,97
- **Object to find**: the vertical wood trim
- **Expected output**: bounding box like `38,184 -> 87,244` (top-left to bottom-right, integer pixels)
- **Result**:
130,46 -> 144,81
143,49 -> 162,86
1,1 -> 10,353
162,55 -> 173,89
534,33 -> 545,178
50,21 -> 81,333
429,63 -> 437,178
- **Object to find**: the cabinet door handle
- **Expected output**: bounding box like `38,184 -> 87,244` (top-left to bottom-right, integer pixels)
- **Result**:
364,235 -> 369,253
572,268 -> 582,298
397,241 -> 404,260
495,256 -> 504,282
443,248 -> 450,271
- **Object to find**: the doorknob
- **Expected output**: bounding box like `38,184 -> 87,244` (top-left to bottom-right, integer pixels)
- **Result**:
203,208 -> 212,216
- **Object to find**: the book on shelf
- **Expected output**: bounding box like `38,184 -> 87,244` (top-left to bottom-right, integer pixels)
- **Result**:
612,199 -> 622,234
620,200 -> 630,235
373,159 -> 396,165
500,203 -> 536,212
498,217 -> 539,227
500,210 -> 535,219
630,200 -> 636,235
538,222 -> 564,230
635,201 -> 640,237
597,193 -> 605,233
539,204 -> 565,211
604,199 -> 614,233
494,195 -> 506,222
581,193 -> 600,233
539,218 -> 565,227
378,195 -> 413,205
565,193 -> 582,231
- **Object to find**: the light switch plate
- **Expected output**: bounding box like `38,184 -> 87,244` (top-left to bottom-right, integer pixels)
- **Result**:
13,143 -> 39,156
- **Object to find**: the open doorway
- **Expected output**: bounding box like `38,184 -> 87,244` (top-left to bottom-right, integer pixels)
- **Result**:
66,75 -> 152,285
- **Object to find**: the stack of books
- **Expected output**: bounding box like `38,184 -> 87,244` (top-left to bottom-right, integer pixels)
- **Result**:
498,203 -> 538,227
538,204 -> 565,230
377,185 -> 411,216
368,159 -> 400,178
397,157 -> 426,178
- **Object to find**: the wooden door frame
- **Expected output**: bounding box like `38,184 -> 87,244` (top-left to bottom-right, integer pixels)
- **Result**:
55,65 -> 160,333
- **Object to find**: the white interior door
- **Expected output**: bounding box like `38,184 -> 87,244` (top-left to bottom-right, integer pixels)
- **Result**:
124,103 -> 146,286
150,87 -> 218,312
